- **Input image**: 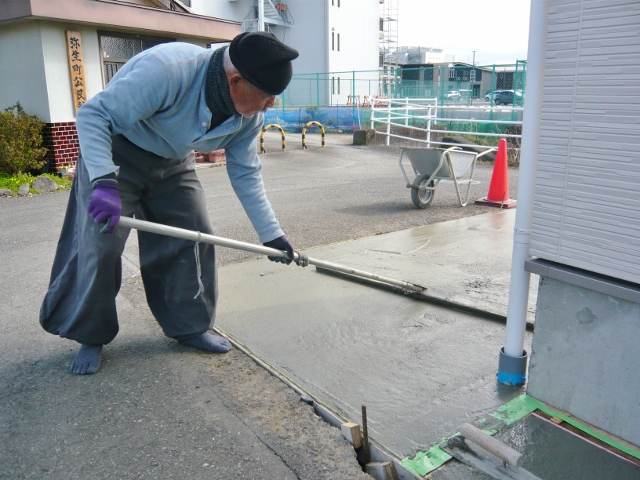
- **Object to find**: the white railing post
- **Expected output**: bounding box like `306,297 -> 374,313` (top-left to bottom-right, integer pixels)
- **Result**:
386,100 -> 391,146
404,98 -> 409,126
427,105 -> 432,148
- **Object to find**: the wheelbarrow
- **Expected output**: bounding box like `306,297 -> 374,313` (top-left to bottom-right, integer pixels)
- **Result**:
399,146 -> 496,209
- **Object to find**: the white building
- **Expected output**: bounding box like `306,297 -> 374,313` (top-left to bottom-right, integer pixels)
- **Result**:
0,0 -> 240,172
387,46 -> 454,65
191,0 -> 381,106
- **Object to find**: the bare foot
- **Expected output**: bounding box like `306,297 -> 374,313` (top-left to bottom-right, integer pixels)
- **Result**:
178,333 -> 231,353
71,344 -> 103,374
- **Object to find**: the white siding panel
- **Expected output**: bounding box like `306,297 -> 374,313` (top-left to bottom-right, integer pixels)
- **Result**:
530,0 -> 640,284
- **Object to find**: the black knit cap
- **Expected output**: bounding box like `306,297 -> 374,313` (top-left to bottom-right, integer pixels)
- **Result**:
229,32 -> 299,95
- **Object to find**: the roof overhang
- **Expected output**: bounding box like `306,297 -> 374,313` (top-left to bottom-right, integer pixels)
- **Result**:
0,0 -> 241,42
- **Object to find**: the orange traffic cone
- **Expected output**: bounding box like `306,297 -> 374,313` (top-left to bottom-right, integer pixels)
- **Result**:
475,138 -> 517,208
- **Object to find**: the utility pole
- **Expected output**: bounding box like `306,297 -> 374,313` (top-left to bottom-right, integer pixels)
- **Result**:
472,51 -> 476,65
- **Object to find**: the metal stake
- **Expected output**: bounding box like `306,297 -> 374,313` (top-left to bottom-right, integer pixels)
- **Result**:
362,404 -> 370,465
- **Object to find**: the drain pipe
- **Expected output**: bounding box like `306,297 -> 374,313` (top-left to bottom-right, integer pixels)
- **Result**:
498,0 -> 549,386
258,0 -> 265,31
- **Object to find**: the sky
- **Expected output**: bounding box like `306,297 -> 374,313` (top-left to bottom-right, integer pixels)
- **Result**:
395,0 -> 531,65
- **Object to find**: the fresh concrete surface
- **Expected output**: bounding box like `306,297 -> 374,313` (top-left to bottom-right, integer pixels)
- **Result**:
496,413 -> 640,479
307,209 -> 537,322
216,211 -> 534,458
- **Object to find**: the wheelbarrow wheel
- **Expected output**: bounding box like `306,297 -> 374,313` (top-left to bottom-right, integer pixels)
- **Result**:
411,174 -> 435,209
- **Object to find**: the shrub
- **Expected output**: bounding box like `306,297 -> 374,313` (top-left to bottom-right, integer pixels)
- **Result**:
0,102 -> 48,175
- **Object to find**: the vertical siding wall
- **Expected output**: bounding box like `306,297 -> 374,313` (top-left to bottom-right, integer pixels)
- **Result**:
530,0 -> 640,284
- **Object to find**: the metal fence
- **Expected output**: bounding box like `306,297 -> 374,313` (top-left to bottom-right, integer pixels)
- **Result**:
266,63 -> 526,159
280,62 -> 527,110
368,98 -> 523,151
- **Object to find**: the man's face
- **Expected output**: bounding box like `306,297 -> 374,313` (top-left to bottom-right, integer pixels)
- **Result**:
229,77 -> 276,118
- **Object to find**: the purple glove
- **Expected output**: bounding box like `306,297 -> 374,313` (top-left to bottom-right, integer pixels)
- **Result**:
263,235 -> 294,265
88,184 -> 121,233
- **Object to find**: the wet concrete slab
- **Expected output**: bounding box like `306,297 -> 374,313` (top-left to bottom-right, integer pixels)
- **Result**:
312,209 -> 538,322
216,210 -> 535,459
496,413 -> 640,479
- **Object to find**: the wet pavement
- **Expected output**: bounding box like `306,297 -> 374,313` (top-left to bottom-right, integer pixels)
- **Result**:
216,210 -> 536,459
496,414 -> 640,479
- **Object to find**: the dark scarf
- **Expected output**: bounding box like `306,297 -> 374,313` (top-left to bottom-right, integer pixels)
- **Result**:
205,46 -> 238,129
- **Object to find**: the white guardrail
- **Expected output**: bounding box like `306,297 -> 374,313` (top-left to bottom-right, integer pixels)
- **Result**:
370,97 -> 523,151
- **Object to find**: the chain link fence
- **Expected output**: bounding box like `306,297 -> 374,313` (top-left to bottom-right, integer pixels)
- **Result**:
279,62 -> 526,109
266,62 -> 526,163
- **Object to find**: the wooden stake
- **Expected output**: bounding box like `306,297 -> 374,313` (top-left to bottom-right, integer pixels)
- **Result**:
341,422 -> 363,448
365,461 -> 399,480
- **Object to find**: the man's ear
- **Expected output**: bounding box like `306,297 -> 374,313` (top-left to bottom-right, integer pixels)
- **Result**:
228,73 -> 243,91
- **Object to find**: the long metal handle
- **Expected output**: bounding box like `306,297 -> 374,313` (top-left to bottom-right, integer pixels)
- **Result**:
117,216 -> 425,294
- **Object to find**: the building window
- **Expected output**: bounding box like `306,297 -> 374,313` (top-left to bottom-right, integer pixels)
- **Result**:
337,33 -> 340,52
332,31 -> 335,51
99,32 -> 173,85
338,77 -> 341,94
332,77 -> 335,94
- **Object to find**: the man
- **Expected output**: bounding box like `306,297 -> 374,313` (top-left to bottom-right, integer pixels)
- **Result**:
40,32 -> 299,375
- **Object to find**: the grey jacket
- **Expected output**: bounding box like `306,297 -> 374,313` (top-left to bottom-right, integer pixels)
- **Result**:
76,42 -> 283,242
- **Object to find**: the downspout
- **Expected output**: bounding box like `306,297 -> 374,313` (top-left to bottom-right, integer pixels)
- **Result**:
258,0 -> 265,31
324,0 -> 330,105
498,0 -> 549,386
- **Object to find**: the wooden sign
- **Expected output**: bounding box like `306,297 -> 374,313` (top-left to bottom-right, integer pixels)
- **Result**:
66,31 -> 87,112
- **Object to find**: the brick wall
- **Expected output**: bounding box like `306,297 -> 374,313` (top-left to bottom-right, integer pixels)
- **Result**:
42,122 -> 79,172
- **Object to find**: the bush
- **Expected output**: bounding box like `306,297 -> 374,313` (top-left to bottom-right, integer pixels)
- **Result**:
0,102 -> 48,175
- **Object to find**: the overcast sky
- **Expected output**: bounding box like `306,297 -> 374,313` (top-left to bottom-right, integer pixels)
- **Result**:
395,0 -> 531,65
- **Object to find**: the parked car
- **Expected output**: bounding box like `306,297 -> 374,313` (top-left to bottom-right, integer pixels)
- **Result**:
493,90 -> 524,105
495,90 -> 523,105
484,90 -> 507,101
444,90 -> 461,100
494,91 -> 513,105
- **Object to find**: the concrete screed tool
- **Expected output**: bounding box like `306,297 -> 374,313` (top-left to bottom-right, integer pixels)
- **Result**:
117,217 -> 426,294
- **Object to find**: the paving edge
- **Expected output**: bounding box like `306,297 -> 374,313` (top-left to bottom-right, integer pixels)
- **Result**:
213,327 -> 423,480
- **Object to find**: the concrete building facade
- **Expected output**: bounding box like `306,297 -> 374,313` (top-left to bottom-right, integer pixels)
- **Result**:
191,0 -> 380,106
